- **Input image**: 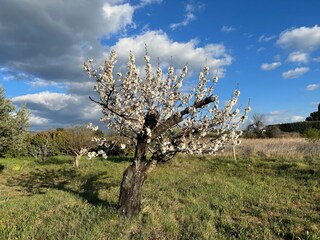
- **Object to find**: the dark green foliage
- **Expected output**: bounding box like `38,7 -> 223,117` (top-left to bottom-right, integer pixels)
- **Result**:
274,121 -> 320,134
0,87 -> 29,157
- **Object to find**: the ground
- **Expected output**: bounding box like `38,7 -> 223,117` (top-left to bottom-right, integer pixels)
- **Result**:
0,140 -> 319,239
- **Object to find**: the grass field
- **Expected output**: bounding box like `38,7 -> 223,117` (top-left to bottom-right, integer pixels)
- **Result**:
0,138 -> 319,239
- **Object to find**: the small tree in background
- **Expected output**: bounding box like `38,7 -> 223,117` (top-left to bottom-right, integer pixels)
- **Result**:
26,131 -> 55,162
55,126 -> 100,168
84,47 -> 250,216
245,113 -> 266,138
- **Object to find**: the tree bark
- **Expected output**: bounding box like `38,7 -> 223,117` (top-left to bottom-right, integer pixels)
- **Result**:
118,110 -> 160,217
118,162 -> 146,216
74,154 -> 81,168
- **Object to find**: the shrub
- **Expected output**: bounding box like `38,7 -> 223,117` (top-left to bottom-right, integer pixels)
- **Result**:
303,128 -> 320,143
265,125 -> 282,138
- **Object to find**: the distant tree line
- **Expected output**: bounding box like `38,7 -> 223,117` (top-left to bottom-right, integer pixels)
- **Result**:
244,105 -> 320,139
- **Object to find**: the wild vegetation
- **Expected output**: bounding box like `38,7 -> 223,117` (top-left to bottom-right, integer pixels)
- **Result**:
0,139 -> 319,239
0,50 -> 319,238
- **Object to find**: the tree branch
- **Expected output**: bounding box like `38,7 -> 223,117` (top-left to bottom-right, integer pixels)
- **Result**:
89,96 -> 139,122
152,95 -> 216,139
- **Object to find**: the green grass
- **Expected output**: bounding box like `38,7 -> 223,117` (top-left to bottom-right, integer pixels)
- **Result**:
0,155 -> 319,239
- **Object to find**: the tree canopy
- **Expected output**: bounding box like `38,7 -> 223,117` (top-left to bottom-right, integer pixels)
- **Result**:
84,47 -> 250,216
0,87 -> 29,157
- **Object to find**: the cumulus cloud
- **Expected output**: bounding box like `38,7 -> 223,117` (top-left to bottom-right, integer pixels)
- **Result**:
306,84 -> 320,91
0,0 -> 135,82
12,91 -> 102,130
0,0 -> 232,130
221,26 -> 236,33
260,62 -> 281,71
282,67 -> 309,79
286,51 -> 309,64
276,25 -> 320,52
111,30 -> 232,74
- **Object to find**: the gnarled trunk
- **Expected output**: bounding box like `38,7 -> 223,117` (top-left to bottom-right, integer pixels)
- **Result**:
118,159 -> 157,217
118,129 -> 158,216
118,162 -> 146,216
118,110 -> 160,217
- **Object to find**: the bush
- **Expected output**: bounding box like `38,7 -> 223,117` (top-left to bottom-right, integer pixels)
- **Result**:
265,125 -> 282,138
303,128 -> 320,142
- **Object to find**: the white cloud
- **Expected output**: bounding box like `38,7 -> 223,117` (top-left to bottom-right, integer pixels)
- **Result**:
291,115 -> 305,122
26,78 -> 65,88
0,0 -> 136,82
264,110 -> 305,124
111,30 -> 232,74
136,0 -> 163,8
221,26 -> 236,33
12,91 -> 77,111
282,67 -> 309,79
29,114 -> 49,125
276,25 -> 320,52
286,51 -> 309,64
260,62 -> 281,71
170,3 -> 201,30
12,91 -> 102,129
102,3 -> 134,34
258,34 -> 276,42
306,84 -> 320,91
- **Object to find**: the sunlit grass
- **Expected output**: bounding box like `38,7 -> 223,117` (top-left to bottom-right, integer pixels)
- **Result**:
0,150 -> 319,239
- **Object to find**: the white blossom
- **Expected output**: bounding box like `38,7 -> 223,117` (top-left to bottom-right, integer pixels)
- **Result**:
84,48 -> 251,160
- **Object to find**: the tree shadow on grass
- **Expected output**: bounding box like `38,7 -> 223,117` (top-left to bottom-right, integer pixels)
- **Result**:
0,164 -> 4,173
6,168 -> 119,208
106,156 -> 133,163
36,156 -> 73,165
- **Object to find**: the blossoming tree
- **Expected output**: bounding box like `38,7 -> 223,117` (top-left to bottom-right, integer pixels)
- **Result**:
83,47 -> 250,216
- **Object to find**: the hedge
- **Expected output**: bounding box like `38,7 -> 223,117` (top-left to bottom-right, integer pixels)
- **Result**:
271,121 -> 320,134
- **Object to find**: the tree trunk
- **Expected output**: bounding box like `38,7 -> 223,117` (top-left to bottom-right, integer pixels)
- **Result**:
118,111 -> 160,217
118,129 -> 159,217
74,154 -> 81,168
118,162 -> 146,216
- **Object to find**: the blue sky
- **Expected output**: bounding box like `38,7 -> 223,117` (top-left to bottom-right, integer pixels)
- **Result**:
0,0 -> 319,130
